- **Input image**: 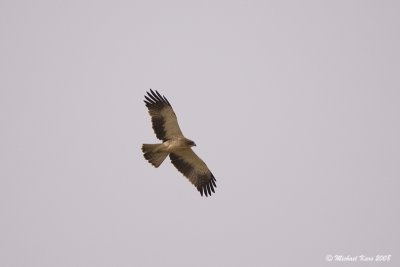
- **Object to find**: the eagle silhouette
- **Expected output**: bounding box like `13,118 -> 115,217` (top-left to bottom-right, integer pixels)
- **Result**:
142,89 -> 217,197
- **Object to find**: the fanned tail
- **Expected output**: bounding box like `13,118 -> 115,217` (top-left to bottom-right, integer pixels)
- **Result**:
142,144 -> 169,167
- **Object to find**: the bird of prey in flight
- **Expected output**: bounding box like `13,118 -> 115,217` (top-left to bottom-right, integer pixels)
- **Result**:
142,89 -> 217,197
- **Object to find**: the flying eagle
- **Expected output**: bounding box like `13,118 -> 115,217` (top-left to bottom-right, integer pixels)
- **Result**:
141,89 -> 217,197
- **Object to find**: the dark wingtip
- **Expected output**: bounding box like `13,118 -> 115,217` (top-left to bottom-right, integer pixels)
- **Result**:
198,187 -> 204,196
145,88 -> 152,99
206,184 -> 211,196
144,89 -> 170,106
211,174 -> 217,187
210,185 -> 215,193
197,178 -> 216,197
163,95 -> 171,105
144,95 -> 155,105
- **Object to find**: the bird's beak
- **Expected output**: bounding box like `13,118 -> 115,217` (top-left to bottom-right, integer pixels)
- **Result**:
193,142 -> 197,146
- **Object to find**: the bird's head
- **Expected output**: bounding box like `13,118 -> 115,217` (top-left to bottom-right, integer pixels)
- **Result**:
186,139 -> 196,147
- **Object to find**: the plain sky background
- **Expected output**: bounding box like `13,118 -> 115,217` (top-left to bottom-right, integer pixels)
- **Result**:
1,1 -> 399,266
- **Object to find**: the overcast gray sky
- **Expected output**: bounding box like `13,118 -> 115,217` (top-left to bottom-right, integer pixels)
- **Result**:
1,1 -> 399,266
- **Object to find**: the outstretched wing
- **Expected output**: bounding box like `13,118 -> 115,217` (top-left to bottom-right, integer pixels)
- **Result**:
169,149 -> 217,197
144,89 -> 184,141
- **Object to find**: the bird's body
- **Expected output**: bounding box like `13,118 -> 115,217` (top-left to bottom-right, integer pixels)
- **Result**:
164,137 -> 196,151
142,89 -> 217,197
